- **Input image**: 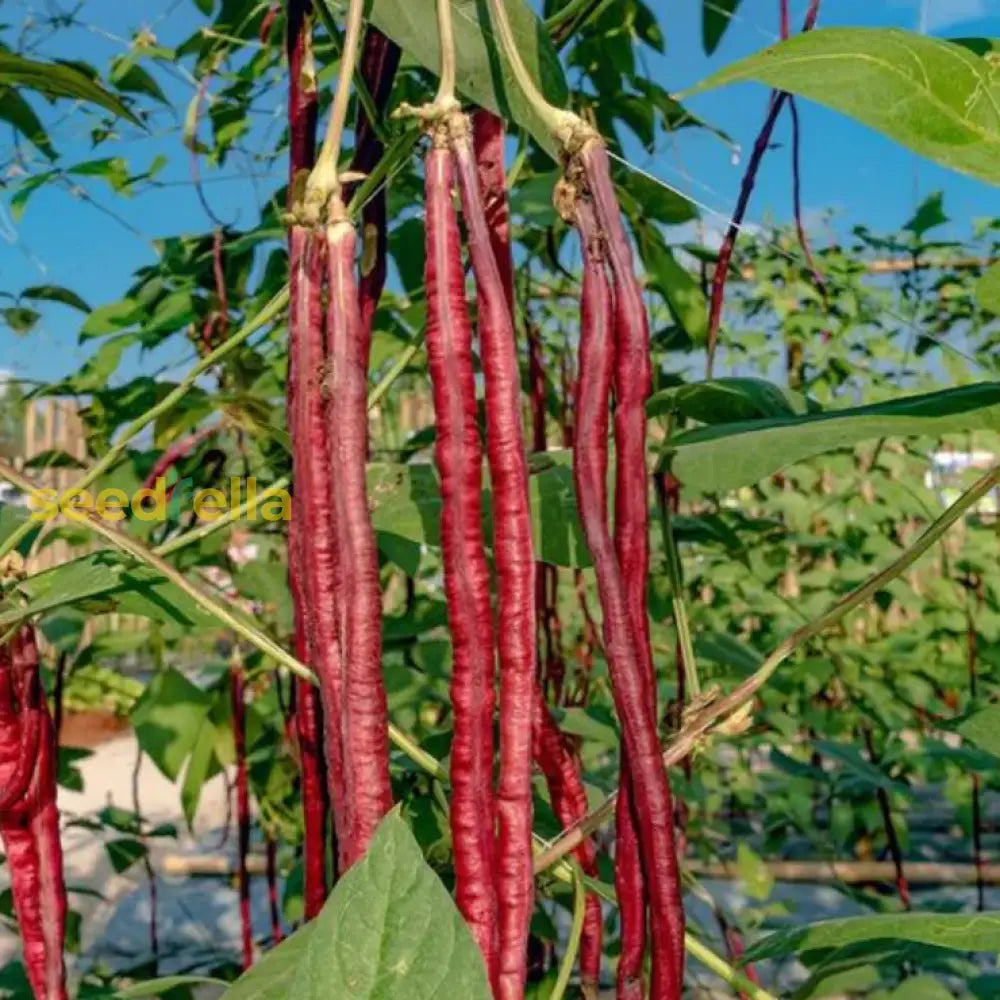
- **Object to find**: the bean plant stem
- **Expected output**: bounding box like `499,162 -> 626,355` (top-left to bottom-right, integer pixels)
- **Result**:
532,465 -> 1000,873
310,0 -> 366,201
312,1 -> 387,146
659,491 -> 700,698
549,862 -> 587,1000
484,0 -> 575,138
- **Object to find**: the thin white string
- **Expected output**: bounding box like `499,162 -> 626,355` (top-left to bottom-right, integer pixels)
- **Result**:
605,150 -> 990,373
702,0 -> 780,44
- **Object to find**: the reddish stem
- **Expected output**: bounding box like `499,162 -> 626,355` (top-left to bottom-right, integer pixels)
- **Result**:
533,691 -> 602,996
141,425 -> 220,492
231,666 -> 254,969
705,0 -> 822,374
266,837 -> 284,943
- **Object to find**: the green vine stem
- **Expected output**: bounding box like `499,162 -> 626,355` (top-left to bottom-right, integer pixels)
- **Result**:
532,464 -> 1000,874
549,860 -> 587,1000
685,933 -> 777,1000
659,490 -> 701,699
307,0 -> 365,210
312,0 -> 388,147
154,477 -> 291,557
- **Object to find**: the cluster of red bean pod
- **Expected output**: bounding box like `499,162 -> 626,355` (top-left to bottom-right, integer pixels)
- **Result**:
0,626 -> 68,1000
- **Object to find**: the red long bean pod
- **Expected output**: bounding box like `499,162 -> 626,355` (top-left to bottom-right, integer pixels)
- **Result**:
424,140 -> 499,980
578,140 -> 665,998
287,0 -> 318,192
572,194 -> 683,999
286,0 -> 333,901
451,116 -> 537,1000
230,666 -> 253,969
325,216 -> 393,866
471,110 -> 514,308
351,30 -> 401,337
533,691 -> 602,998
293,675 -> 329,914
289,225 -> 351,864
0,627 -> 67,1000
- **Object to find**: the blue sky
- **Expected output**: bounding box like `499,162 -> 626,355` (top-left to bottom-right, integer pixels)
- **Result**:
2,0 -> 1000,387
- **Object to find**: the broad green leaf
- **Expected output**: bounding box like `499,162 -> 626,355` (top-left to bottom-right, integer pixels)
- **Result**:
116,975 -> 227,998
22,285 -> 91,313
370,461 -> 588,568
224,813 -> 492,1000
648,377 -> 816,423
686,28 -> 1000,187
223,922 -> 316,1000
361,0 -> 568,158
959,705 -> 1000,758
746,911 -> 1000,962
703,0 -> 744,54
0,504 -> 40,558
0,85 -> 55,159
82,299 -> 142,338
0,52 -> 140,124
638,229 -> 707,344
131,667 -> 212,782
663,382 -> 1000,493
885,976 -> 955,1000
4,551 -> 217,631
975,261 -> 1000,313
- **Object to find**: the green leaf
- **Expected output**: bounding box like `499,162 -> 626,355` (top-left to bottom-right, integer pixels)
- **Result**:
116,975 -> 227,998
746,911 -> 1000,962
0,52 -> 140,124
105,837 -> 148,874
111,58 -> 169,106
0,504 -> 40,558
959,705 -> 1000,758
703,0 -> 744,54
224,813 -> 491,999
370,460 -> 588,568
81,299 -> 142,338
1,307 -> 40,336
22,285 -> 91,313
649,377 -> 816,424
736,842 -> 774,901
686,28 -> 1000,186
5,551 -> 218,631
362,0 -> 568,158
0,85 -> 56,159
131,667 -> 212,782
638,230 -> 707,344
663,382 -> 1000,494
975,261 -> 1000,313
904,191 -> 948,237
